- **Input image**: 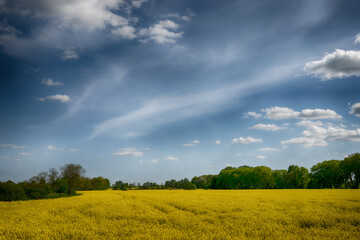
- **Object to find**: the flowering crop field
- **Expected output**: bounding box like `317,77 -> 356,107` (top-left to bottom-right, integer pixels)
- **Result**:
0,189 -> 359,239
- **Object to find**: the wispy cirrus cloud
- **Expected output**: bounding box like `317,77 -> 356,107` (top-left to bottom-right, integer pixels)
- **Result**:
0,144 -> 27,149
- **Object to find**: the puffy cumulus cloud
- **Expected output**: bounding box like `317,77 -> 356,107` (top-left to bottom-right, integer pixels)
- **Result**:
349,103 -> 360,117
2,0 -> 129,31
62,49 -> 78,60
46,94 -> 71,102
138,20 -> 183,44
131,0 -> 148,8
0,144 -> 27,149
243,112 -> 262,119
164,156 -> 178,161
112,25 -> 136,39
257,155 -> 267,159
114,148 -> 143,157
281,124 -> 360,147
249,124 -> 285,131
262,107 -> 298,120
262,106 -> 341,120
355,33 -> 360,44
258,147 -> 280,152
183,140 -> 200,147
296,120 -> 323,127
304,49 -> 360,80
41,78 -> 63,86
232,137 -> 262,144
215,140 -> 221,145
47,145 -> 56,150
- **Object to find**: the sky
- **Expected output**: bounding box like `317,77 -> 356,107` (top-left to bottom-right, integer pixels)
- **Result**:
1,0 -> 360,184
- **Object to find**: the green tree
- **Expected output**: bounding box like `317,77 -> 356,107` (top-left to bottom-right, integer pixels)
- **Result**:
310,160 -> 344,188
60,163 -> 85,195
340,153 -> 360,188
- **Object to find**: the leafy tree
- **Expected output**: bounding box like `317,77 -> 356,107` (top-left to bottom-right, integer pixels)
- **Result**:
340,153 -> 360,188
60,163 -> 85,195
285,165 -> 309,189
310,160 -> 344,188
0,181 -> 27,201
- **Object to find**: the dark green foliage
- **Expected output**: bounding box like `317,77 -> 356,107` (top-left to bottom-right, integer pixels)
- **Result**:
340,153 -> 360,188
0,163 -> 110,201
60,163 -> 86,195
309,160 -> 344,188
0,181 -> 27,201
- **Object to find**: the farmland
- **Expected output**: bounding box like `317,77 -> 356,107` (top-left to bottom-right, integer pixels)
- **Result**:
0,189 -> 359,239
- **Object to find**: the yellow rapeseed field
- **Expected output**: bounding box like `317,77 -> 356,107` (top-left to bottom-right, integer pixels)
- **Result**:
0,189 -> 359,239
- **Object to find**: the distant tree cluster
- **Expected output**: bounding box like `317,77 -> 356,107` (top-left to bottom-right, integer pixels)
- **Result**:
199,153 -> 360,190
112,153 -> 360,191
0,164 -> 110,201
113,178 -> 197,191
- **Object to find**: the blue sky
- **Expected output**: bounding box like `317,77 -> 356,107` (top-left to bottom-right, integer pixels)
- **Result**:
1,0 -> 360,184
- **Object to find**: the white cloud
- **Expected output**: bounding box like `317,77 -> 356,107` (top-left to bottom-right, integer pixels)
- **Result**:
62,49 -> 78,60
114,148 -> 143,157
281,124 -> 360,147
243,112 -> 262,119
262,106 -> 341,120
257,155 -> 266,159
232,137 -> 263,144
349,103 -> 360,117
355,33 -> 360,44
164,156 -> 178,161
258,147 -> 280,152
26,0 -> 128,31
162,13 -> 192,21
47,145 -> 56,150
296,120 -> 323,127
139,158 -> 159,164
304,49 -> 360,80
112,25 -> 136,39
249,123 -> 285,131
69,148 -> 80,152
89,63 -> 300,139
0,144 -> 27,149
46,94 -> 71,102
138,20 -> 183,44
141,147 -> 151,151
131,0 -> 148,8
215,140 -> 221,145
34,97 -> 46,102
41,78 -> 63,86
19,152 -> 32,156
183,139 -> 200,147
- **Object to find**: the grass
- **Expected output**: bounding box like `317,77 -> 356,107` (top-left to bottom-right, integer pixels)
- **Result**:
0,189 -> 359,239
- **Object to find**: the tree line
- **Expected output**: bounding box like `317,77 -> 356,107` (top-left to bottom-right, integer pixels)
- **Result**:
1,153 -> 359,201
112,153 -> 360,190
0,163 -> 110,201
